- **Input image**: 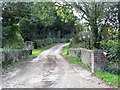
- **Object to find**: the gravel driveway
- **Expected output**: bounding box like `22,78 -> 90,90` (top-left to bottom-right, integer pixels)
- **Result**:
2,44 -> 114,88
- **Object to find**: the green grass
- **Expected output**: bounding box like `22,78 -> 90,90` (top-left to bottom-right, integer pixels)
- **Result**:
62,46 -> 90,69
62,45 -> 69,56
95,71 -> 120,87
30,44 -> 54,57
62,46 -> 120,88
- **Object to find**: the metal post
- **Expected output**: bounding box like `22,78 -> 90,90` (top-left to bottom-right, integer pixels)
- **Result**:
91,51 -> 94,73
88,38 -> 91,49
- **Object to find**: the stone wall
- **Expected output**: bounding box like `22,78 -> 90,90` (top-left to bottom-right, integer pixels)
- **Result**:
68,48 -> 81,58
68,48 -> 107,73
0,48 -> 2,64
1,41 -> 33,65
80,49 -> 92,64
94,50 -> 107,71
1,49 -> 31,64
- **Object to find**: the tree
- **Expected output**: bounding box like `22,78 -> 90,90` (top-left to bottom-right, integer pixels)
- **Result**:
117,1 -> 120,60
70,2 -> 105,49
67,1 -> 119,49
2,2 -> 31,48
19,16 -> 43,41
31,2 -> 76,39
56,3 -> 77,38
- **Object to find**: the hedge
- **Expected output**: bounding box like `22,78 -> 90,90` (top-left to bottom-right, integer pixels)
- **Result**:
33,38 -> 69,48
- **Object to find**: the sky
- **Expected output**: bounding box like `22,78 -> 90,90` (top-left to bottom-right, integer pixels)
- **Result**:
72,7 -> 87,23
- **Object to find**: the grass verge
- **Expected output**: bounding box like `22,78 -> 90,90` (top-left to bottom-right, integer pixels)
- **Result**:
62,45 -> 119,88
30,44 -> 54,57
95,71 -> 120,87
62,46 -> 90,70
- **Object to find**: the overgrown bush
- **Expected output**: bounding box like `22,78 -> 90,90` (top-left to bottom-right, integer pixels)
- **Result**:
3,25 -> 25,49
2,48 -> 31,67
100,40 -> 119,74
33,38 -> 68,48
100,40 -> 118,62
103,61 -> 119,74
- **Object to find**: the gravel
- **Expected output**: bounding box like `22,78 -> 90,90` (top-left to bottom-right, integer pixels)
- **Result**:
2,44 -> 114,88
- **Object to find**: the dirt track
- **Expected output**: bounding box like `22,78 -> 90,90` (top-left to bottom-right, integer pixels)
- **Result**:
2,44 -> 114,88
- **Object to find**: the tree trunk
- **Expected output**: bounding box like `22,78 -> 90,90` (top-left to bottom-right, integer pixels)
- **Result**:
58,31 -> 61,38
92,4 -> 100,49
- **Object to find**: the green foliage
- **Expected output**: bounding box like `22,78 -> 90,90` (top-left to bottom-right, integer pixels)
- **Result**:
62,46 -> 69,56
32,2 -> 73,39
70,2 -> 119,49
2,2 -> 31,27
33,38 -> 53,48
2,2 -> 75,49
95,71 -> 119,87
2,2 -> 31,48
32,2 -> 56,27
3,25 -> 25,49
69,21 -> 85,48
56,6 -> 76,23
19,17 -> 43,41
100,40 -> 118,62
103,61 -> 119,74
100,40 -> 119,74
33,38 -> 68,48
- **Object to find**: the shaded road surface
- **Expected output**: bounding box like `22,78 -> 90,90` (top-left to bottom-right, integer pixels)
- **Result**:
2,44 -> 113,88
